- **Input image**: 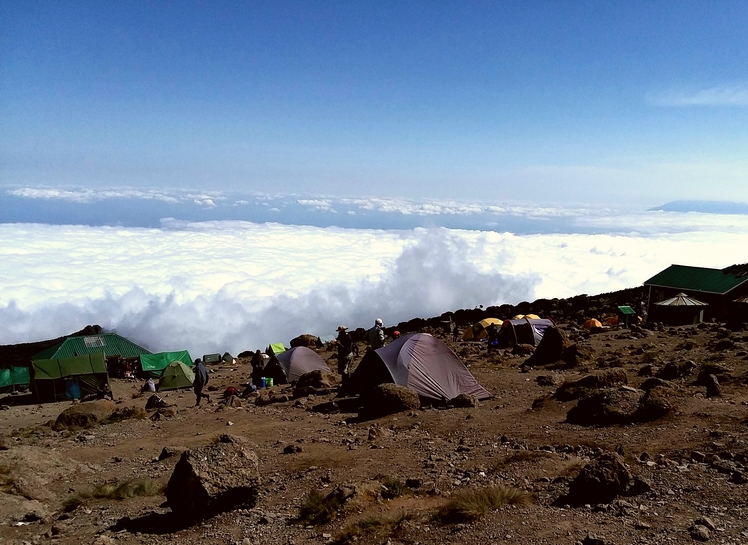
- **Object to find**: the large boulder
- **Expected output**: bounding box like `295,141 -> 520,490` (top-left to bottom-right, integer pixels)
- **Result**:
566,387 -> 642,426
165,434 -> 260,516
561,452 -> 648,506
293,370 -> 337,398
553,369 -> 628,401
53,400 -> 115,430
360,383 -> 420,419
636,385 -> 677,422
290,334 -> 321,349
562,343 -> 595,366
450,394 -> 478,408
523,327 -> 570,367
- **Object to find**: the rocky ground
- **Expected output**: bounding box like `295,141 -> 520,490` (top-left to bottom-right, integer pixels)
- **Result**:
2,297 -> 748,545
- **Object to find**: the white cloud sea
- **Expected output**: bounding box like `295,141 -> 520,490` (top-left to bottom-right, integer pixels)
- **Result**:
1,216 -> 747,357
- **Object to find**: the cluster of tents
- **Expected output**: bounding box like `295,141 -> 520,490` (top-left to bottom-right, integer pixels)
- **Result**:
463,316 -> 555,348
6,314 -> 567,406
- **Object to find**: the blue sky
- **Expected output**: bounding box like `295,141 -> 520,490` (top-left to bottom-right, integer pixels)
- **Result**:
2,1 -> 747,204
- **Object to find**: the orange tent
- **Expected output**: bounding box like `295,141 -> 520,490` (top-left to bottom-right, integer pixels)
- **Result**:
583,318 -> 603,329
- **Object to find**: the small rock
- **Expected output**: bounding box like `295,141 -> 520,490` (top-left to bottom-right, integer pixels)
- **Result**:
582,533 -> 606,545
704,374 -> 721,398
695,517 -> 716,531
690,524 -> 710,541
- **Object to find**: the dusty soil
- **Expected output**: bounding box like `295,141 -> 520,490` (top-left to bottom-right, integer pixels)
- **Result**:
2,319 -> 748,545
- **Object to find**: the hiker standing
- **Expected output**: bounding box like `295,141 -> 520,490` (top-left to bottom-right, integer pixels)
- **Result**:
193,359 -> 211,406
335,326 -> 353,382
250,349 -> 265,386
369,318 -> 386,349
486,323 -> 499,352
449,319 -> 456,341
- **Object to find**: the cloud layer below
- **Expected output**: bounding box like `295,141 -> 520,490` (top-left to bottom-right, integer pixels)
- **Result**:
1,217 -> 747,356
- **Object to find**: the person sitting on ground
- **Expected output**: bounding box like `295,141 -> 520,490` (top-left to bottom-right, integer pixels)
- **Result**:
369,318 -> 386,349
240,381 -> 257,398
193,359 -> 211,406
393,330 -> 401,340
335,325 -> 353,382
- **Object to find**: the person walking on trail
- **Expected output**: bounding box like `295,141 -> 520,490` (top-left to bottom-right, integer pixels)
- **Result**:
335,326 -> 353,382
193,359 -> 211,406
369,318 -> 386,349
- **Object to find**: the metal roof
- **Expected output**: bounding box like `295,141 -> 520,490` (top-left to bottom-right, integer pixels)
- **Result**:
654,293 -> 708,307
644,265 -> 748,295
32,333 -> 151,360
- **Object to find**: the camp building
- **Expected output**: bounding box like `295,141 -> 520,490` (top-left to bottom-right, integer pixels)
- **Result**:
32,332 -> 150,361
644,264 -> 748,321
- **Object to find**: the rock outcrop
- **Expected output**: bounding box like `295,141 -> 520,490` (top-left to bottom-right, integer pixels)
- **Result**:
53,400 -> 115,430
165,434 -> 260,516
360,383 -> 420,419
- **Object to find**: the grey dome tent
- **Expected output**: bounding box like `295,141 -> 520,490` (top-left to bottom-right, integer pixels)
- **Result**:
262,346 -> 331,384
497,317 -> 555,348
340,333 -> 491,402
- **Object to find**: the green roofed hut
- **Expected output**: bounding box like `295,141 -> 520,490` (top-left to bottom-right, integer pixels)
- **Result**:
139,351 -> 193,379
32,333 -> 151,379
645,264 -> 748,321
31,352 -> 110,403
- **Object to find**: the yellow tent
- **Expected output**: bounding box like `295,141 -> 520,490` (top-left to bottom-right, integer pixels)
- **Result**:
463,318 -> 503,341
583,318 -> 603,329
512,314 -> 540,320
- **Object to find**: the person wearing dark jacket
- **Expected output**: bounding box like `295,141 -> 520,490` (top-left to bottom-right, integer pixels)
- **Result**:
193,359 -> 211,406
335,326 -> 353,381
250,349 -> 265,386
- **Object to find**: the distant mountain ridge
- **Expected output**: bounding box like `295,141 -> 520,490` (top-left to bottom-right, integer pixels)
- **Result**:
649,200 -> 748,215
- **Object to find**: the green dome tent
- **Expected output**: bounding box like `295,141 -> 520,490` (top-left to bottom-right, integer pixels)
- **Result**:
139,351 -> 193,379
159,361 -> 195,391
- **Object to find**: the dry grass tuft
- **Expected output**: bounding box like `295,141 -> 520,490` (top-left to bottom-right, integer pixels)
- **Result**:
62,478 -> 164,512
490,450 -> 555,472
435,485 -> 531,523
334,511 -> 412,545
296,489 -> 343,526
380,477 -> 412,500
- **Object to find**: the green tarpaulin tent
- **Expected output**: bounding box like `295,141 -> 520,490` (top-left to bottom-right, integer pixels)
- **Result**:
2,366 -> 31,394
0,369 -> 12,394
32,352 -> 109,403
139,351 -> 193,379
159,361 -> 195,391
269,343 -> 286,356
